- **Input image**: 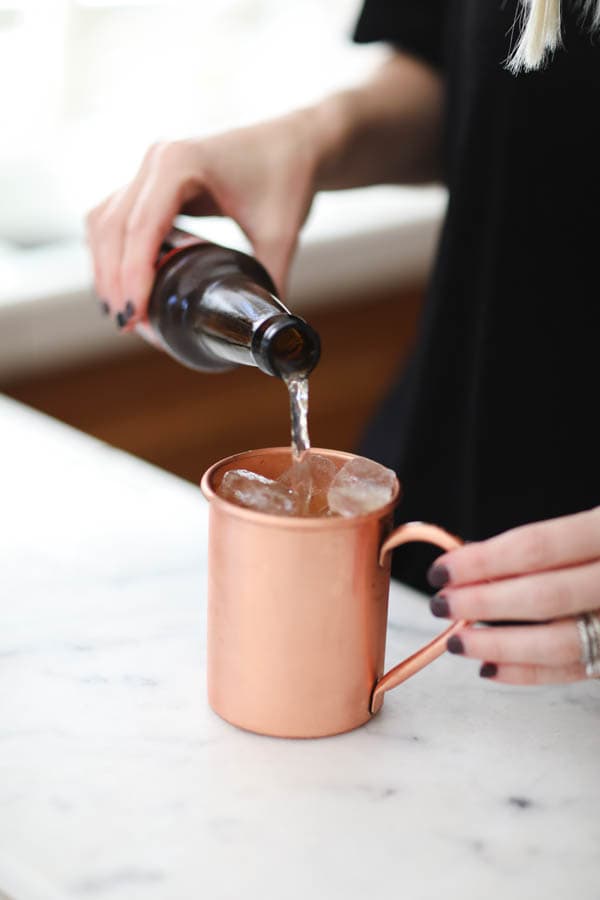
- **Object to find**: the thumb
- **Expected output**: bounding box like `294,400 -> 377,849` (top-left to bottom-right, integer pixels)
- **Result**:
250,225 -> 299,301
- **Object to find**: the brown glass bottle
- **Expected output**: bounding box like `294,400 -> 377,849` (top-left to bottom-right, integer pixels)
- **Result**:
142,228 -> 320,379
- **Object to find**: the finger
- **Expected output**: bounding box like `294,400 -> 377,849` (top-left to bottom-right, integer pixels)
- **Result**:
431,558 -> 600,622
447,618 -> 583,666
244,177 -> 309,298
428,506 -> 600,589
92,186 -> 132,317
90,144 -> 162,320
477,661 -> 587,685
251,222 -> 298,298
85,193 -> 116,307
120,143 -> 201,326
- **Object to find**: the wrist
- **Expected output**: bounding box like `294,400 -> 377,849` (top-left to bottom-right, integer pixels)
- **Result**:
293,92 -> 358,192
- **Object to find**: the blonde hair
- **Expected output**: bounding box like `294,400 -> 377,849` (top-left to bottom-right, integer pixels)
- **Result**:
508,0 -> 600,71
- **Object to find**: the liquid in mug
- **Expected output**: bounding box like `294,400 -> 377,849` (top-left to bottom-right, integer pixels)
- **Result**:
219,373 -> 396,519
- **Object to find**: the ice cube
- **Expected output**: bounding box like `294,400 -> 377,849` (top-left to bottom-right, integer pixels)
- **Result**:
219,468 -> 300,516
278,453 -> 338,516
327,457 -> 396,517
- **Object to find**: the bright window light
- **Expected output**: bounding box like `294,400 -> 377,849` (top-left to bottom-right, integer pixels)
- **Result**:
0,0 -> 384,245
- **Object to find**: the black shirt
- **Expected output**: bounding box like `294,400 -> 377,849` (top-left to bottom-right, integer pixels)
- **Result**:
354,0 -> 600,589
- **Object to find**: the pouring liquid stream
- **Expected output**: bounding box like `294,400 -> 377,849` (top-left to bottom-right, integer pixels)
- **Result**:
285,375 -> 310,462
282,375 -> 311,498
219,373 -> 397,517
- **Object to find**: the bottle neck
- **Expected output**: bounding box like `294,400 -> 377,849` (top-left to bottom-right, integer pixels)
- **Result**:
199,275 -> 320,378
198,274 -> 289,372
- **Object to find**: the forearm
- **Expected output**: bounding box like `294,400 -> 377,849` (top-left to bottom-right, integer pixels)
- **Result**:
304,51 -> 444,190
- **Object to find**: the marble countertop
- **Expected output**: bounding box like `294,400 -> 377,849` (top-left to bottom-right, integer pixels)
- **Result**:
1,395 -> 599,900
0,186 -> 445,381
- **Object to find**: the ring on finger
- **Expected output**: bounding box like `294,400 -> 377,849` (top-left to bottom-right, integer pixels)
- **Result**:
576,611 -> 600,678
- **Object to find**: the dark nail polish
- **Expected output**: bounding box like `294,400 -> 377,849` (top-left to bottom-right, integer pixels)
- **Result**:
427,563 -> 449,589
480,662 -> 498,679
124,300 -> 135,319
430,595 -> 450,618
116,311 -> 127,329
447,635 -> 464,655
99,301 -> 110,316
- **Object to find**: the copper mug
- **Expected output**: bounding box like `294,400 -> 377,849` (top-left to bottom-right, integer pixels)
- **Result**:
200,448 -> 467,739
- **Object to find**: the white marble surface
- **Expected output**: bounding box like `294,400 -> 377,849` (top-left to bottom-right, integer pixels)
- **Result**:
1,395 -> 599,900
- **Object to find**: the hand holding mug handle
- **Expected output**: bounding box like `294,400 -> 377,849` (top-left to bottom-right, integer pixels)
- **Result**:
371,521 -> 470,714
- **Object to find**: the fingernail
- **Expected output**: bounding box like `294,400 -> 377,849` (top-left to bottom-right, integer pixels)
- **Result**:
430,595 -> 450,618
116,311 -> 127,329
480,662 -> 498,679
427,563 -> 449,589
99,300 -> 110,316
447,635 -> 464,654
124,300 -> 135,320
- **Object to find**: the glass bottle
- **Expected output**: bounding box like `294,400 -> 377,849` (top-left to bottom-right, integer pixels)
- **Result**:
139,228 -> 320,379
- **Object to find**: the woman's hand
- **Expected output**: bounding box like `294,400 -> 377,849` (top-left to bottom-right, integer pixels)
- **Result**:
85,110 -> 321,329
427,506 -> 600,684
85,51 -> 443,332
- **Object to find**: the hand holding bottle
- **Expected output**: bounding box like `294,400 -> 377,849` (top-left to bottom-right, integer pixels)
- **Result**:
86,52 -> 443,332
86,111 -> 323,330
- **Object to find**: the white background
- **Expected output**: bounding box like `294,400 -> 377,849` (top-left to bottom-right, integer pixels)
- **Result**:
0,0 -> 384,245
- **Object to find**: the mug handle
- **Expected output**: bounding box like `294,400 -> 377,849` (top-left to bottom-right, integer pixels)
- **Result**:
370,521 -> 469,715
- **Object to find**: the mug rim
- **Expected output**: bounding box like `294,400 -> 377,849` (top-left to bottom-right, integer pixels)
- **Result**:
200,446 -> 401,530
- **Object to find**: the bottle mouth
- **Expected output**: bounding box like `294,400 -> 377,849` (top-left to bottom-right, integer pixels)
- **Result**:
252,315 -> 321,379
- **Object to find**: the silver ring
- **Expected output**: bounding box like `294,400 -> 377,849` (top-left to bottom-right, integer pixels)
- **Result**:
577,613 -> 600,677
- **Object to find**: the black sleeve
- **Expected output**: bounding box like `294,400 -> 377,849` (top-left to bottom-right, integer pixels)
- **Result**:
353,0 -> 447,70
